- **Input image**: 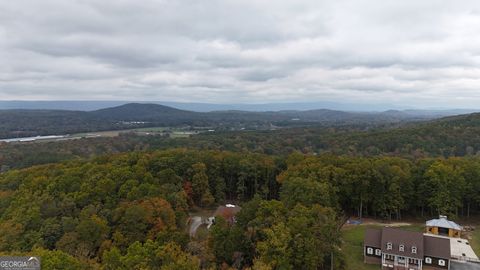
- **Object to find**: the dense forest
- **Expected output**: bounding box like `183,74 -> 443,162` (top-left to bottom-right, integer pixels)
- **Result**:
1,148 -> 480,269
2,110 -> 480,269
3,111 -> 480,171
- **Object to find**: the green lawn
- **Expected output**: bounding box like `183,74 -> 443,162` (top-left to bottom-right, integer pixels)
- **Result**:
170,132 -> 192,138
468,227 -> 480,256
342,225 -> 380,270
133,127 -> 169,132
341,224 -> 424,270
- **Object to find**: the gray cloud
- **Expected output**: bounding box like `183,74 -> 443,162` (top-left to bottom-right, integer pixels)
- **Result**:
1,0 -> 480,108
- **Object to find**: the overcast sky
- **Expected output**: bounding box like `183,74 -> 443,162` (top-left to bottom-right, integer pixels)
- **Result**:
1,0 -> 480,108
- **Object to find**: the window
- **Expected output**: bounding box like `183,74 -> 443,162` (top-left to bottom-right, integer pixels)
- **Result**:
387,242 -> 392,250
411,246 -> 417,254
425,257 -> 432,264
367,248 -> 373,255
399,244 -> 404,252
439,259 -> 445,266
375,249 -> 382,256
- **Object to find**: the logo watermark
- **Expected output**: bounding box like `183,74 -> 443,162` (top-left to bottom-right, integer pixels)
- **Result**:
0,257 -> 40,270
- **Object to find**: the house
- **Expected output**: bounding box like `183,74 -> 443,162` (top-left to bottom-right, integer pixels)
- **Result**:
364,216 -> 480,270
213,204 -> 241,223
426,216 -> 462,238
206,204 -> 242,229
364,227 -> 450,270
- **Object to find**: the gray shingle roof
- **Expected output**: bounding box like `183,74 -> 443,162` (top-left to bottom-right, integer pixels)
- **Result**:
381,227 -> 424,259
424,234 -> 451,259
364,228 -> 382,248
364,227 -> 453,261
426,216 -> 462,231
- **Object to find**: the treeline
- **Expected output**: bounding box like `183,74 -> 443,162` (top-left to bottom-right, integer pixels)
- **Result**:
0,135 -> 149,170
1,149 -> 480,268
4,112 -> 480,171
281,154 -> 480,219
179,113 -> 480,157
0,109 -> 126,139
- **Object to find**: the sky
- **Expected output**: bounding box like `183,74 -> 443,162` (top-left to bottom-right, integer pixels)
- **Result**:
1,0 -> 480,108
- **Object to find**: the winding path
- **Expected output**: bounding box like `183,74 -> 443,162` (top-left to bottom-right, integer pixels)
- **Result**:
189,216 -> 203,237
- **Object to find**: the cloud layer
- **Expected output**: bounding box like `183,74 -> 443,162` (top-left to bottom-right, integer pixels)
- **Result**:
1,0 -> 480,108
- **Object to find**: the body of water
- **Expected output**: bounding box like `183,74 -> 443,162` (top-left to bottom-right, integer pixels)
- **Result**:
0,135 -> 67,143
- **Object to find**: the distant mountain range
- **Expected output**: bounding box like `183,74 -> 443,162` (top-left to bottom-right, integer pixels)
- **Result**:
0,102 -> 477,139
0,100 -> 477,114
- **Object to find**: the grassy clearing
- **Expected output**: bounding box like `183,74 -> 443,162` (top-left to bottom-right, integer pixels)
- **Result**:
341,224 -> 423,270
342,225 -> 380,270
170,132 -> 192,138
133,127 -> 169,132
468,227 -> 480,255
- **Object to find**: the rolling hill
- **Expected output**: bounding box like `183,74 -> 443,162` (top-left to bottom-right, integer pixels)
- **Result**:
90,103 -> 198,121
0,103 -> 470,139
4,109 -> 480,170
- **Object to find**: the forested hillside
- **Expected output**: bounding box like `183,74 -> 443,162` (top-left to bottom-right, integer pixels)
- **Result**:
0,103 -> 451,139
4,111 -> 480,171
2,107 -> 480,269
1,149 -> 480,269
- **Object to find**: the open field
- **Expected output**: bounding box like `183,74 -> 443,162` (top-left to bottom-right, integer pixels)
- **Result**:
1,126 -> 202,144
70,130 -> 126,138
132,127 -> 169,132
342,225 -> 380,270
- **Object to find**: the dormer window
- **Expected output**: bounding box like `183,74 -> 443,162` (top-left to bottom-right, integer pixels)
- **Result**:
412,246 -> 417,254
399,244 -> 404,252
387,242 -> 392,250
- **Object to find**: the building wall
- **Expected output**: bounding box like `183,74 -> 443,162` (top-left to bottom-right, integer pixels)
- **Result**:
427,226 -> 438,235
426,226 -> 461,238
448,229 -> 460,238
424,266 -> 449,270
364,246 -> 382,264
388,265 -> 421,270
365,256 -> 381,265
423,256 -> 449,269
381,253 -> 422,270
381,265 -> 420,270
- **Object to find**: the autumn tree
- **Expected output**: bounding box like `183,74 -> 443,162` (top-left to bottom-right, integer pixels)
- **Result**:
191,163 -> 213,207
